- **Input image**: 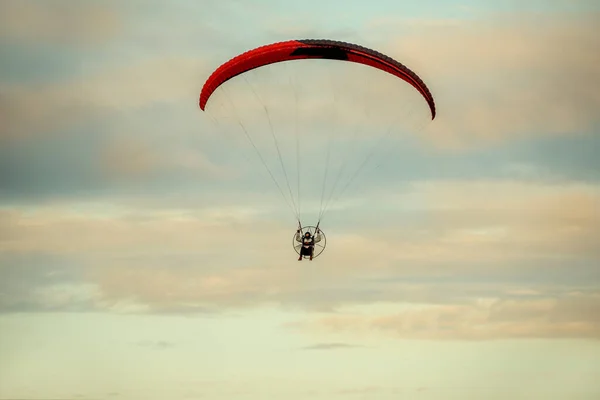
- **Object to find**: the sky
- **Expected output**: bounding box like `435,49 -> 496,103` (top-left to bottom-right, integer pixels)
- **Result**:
1,0 -> 599,399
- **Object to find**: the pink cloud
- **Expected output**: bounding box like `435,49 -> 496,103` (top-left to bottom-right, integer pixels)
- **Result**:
378,12 -> 600,149
0,1 -> 121,45
99,135 -> 237,182
1,58 -> 209,140
1,179 -> 598,321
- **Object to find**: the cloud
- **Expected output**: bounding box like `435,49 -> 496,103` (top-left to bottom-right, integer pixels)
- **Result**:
100,137 -> 163,180
366,180 -> 600,265
300,342 -> 364,350
1,179 -> 598,327
136,340 -> 175,350
0,279 -> 105,313
338,385 -> 382,395
7,11 -> 598,151
377,12 -> 600,149
289,292 -> 600,340
336,385 -> 427,395
99,135 -> 237,182
4,180 -> 598,259
1,58 -> 208,140
0,0 -> 121,45
222,11 -> 600,150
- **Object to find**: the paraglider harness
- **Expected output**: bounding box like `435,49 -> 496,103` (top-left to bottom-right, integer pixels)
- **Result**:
296,223 -> 321,260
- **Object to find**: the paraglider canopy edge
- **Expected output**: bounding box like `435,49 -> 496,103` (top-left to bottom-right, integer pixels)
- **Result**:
199,39 -> 436,120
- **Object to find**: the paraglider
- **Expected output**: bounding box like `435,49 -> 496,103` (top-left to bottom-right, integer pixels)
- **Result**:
199,39 -> 436,260
200,39 -> 436,118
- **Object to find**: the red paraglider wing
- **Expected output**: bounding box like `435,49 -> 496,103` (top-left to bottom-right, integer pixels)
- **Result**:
199,39 -> 436,119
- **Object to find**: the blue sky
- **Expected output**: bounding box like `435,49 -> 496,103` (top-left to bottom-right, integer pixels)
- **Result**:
1,1 -> 599,399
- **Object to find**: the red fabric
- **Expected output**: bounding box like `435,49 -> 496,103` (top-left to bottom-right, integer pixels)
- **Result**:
199,39 -> 436,120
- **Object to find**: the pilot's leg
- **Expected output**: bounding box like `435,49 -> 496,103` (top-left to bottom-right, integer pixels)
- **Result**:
299,246 -> 307,261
